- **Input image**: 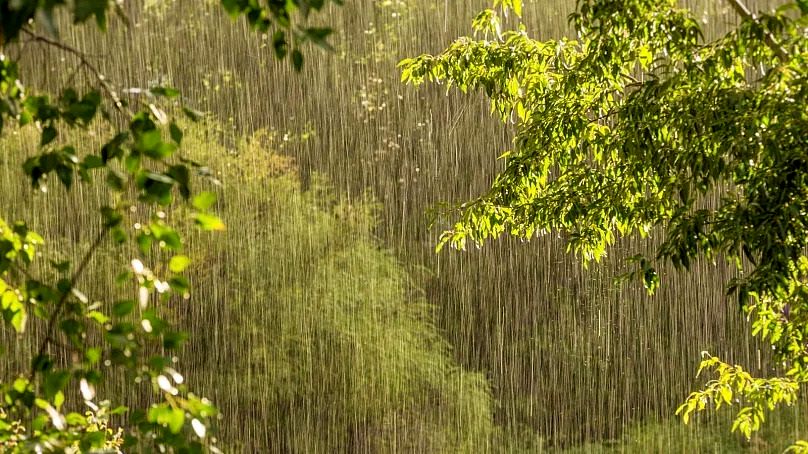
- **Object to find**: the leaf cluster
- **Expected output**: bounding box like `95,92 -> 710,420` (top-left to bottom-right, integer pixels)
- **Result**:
401,0 -> 808,444
0,0 -> 338,451
220,0 -> 343,70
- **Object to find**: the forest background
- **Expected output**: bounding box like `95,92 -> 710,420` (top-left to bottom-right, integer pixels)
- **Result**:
1,0 -> 806,452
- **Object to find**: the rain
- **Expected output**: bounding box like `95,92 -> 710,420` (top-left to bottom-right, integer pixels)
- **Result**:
1,0 -> 804,452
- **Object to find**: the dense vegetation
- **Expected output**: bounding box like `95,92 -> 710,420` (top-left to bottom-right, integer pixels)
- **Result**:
403,0 -> 808,448
0,0 -> 343,450
0,0 -> 806,452
0,123 -> 499,451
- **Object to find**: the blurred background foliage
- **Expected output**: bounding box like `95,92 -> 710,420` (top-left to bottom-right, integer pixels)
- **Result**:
3,0 -> 807,451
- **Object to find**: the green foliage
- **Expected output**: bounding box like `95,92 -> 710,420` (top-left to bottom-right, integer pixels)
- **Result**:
219,0 -> 342,69
0,0 -> 338,451
0,114 -> 219,452
677,354 -> 799,438
564,406 -> 808,454
0,89 -> 221,452
402,0 -> 808,446
178,128 -> 496,451
1,1 -> 340,71
0,73 -> 221,454
0,118 -> 500,450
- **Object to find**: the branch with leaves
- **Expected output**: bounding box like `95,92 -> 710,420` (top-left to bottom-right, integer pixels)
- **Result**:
402,0 -> 808,446
0,0 -> 340,451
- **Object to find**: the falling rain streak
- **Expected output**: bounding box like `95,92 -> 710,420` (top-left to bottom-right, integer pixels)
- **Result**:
1,0 -> 805,452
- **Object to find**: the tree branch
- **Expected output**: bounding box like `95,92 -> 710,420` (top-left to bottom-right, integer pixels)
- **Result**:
29,228 -> 108,380
726,0 -> 789,61
20,28 -> 130,115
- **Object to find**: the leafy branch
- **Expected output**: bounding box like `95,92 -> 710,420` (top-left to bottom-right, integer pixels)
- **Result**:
726,0 -> 789,61
28,227 -> 108,382
402,0 -> 808,444
21,28 -> 128,115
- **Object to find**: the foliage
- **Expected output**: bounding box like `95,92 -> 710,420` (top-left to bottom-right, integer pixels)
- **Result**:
0,122 -> 499,451
0,0 -> 337,451
563,406 -> 808,454
1,0 -> 339,69
178,127 -> 496,451
218,0 -> 343,69
402,0 -> 808,446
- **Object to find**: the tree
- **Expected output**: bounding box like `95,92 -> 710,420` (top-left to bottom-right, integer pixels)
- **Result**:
0,0 -> 339,451
401,0 -> 808,447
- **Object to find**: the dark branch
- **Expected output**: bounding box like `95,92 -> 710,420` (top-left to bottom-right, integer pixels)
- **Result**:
20,28 -> 130,115
29,228 -> 108,380
726,0 -> 789,61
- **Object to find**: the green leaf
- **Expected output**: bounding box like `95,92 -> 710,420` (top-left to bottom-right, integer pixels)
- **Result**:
637,45 -> 653,69
169,122 -> 183,144
219,0 -> 241,17
163,330 -> 188,350
125,152 -> 141,173
110,405 -> 128,415
137,232 -> 153,255
87,310 -> 109,325
192,212 -> 226,231
719,386 -> 732,404
272,30 -> 288,60
136,171 -> 175,205
192,191 -> 217,211
59,318 -> 83,336
104,168 -> 126,188
65,412 -> 88,426
137,130 -> 176,159
13,377 -> 29,393
182,107 -> 204,122
111,226 -> 127,244
512,0 -> 522,17
150,223 -> 182,250
55,163 -> 74,189
113,299 -> 136,317
100,206 -> 123,228
169,255 -> 191,273
72,0 -> 109,29
303,27 -> 334,50
54,391 -> 64,409
2,289 -> 26,332
150,86 -> 181,98
82,154 -> 105,170
64,90 -> 101,125
85,347 -> 102,364
40,125 -> 57,146
168,276 -> 190,293
35,398 -> 50,410
42,370 -> 70,400
101,132 -> 129,163
79,431 -> 106,451
292,49 -> 304,71
148,404 -> 185,434
167,165 -> 190,199
32,353 -> 53,372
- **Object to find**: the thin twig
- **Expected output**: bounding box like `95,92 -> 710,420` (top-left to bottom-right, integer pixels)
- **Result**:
726,0 -> 789,61
623,73 -> 641,84
10,262 -> 35,283
29,228 -> 108,380
590,108 -> 616,124
20,28 -> 131,115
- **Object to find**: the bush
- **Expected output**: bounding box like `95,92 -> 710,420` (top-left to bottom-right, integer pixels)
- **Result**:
0,123 -> 497,452
182,127 -> 496,452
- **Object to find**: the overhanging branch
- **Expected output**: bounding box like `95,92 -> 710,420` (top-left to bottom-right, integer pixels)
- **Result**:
21,28 -> 131,115
726,0 -> 789,61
